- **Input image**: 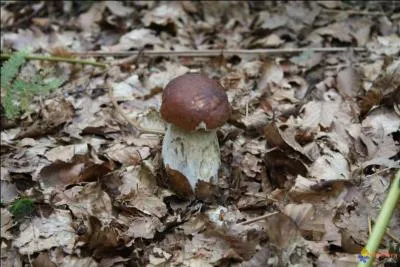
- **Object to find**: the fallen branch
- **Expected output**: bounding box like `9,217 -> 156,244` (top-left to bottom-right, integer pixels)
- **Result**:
71,47 -> 367,58
0,53 -> 107,68
105,80 -> 165,135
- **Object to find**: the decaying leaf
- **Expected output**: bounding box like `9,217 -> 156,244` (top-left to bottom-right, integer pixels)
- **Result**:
55,183 -> 113,225
16,99 -> 75,139
13,209 -> 75,255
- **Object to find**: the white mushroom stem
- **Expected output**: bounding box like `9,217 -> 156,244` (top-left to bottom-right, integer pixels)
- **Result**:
162,123 -> 221,190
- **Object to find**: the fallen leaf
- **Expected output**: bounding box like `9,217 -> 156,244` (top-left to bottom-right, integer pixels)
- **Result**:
78,2 -> 105,32
142,2 -> 186,27
108,29 -> 162,51
309,151 -> 350,181
55,183 -> 113,225
105,1 -> 134,17
1,208 -> 13,240
300,100 -> 341,129
119,190 -> 167,218
13,209 -> 75,254
16,99 -> 75,139
105,143 -> 150,166
0,180 -> 18,204
39,161 -> 85,189
367,34 -> 400,56
32,252 -> 56,267
44,144 -> 88,162
59,256 -> 98,267
122,215 -> 164,239
336,67 -> 361,98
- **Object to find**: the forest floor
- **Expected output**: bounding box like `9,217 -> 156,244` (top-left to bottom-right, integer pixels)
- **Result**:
1,1 -> 399,267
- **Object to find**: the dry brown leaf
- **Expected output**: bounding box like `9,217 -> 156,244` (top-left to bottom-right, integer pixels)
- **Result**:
336,67 -> 361,98
32,252 -> 57,267
105,1 -> 134,17
39,161 -> 85,189
142,2 -> 186,27
367,34 -> 400,56
16,99 -> 75,139
78,2 -> 105,32
107,29 -> 162,51
59,256 -> 98,267
13,209 -> 75,255
119,190 -> 167,218
44,144 -> 88,162
1,209 -> 13,240
121,215 -> 164,240
105,143 -> 150,166
62,183 -> 112,221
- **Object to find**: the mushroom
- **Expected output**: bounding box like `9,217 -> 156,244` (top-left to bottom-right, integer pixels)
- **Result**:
160,73 -> 231,197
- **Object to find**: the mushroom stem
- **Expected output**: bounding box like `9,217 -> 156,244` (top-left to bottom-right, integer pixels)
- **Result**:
162,124 -> 221,193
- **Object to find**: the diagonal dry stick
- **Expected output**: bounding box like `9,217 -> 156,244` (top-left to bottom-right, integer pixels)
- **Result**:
237,212 -> 279,226
72,47 -> 367,58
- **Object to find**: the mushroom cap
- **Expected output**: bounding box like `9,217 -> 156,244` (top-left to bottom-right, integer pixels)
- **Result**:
160,73 -> 231,131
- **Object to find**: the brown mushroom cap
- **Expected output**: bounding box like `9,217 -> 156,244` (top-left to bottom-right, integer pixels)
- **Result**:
160,73 -> 231,131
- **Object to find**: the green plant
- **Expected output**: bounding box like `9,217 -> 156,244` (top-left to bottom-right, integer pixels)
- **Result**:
1,50 -> 64,119
9,198 -> 36,221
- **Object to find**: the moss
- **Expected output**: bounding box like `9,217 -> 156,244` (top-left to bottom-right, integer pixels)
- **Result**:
9,198 -> 36,221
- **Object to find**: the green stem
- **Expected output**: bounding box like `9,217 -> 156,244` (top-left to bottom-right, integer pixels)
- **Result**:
358,170 -> 400,267
0,53 -> 107,68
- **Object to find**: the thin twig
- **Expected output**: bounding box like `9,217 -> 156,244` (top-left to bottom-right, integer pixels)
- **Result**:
110,54 -> 138,66
237,212 -> 279,226
368,216 -> 372,235
369,218 -> 400,243
71,47 -> 367,58
321,8 -> 385,16
0,53 -> 107,68
105,80 -> 165,135
385,229 -> 400,243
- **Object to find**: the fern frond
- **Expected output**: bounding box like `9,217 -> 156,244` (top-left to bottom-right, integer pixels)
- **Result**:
1,50 -> 64,119
1,50 -> 29,89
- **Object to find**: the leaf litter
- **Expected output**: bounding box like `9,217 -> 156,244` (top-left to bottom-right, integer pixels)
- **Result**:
1,1 -> 400,266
